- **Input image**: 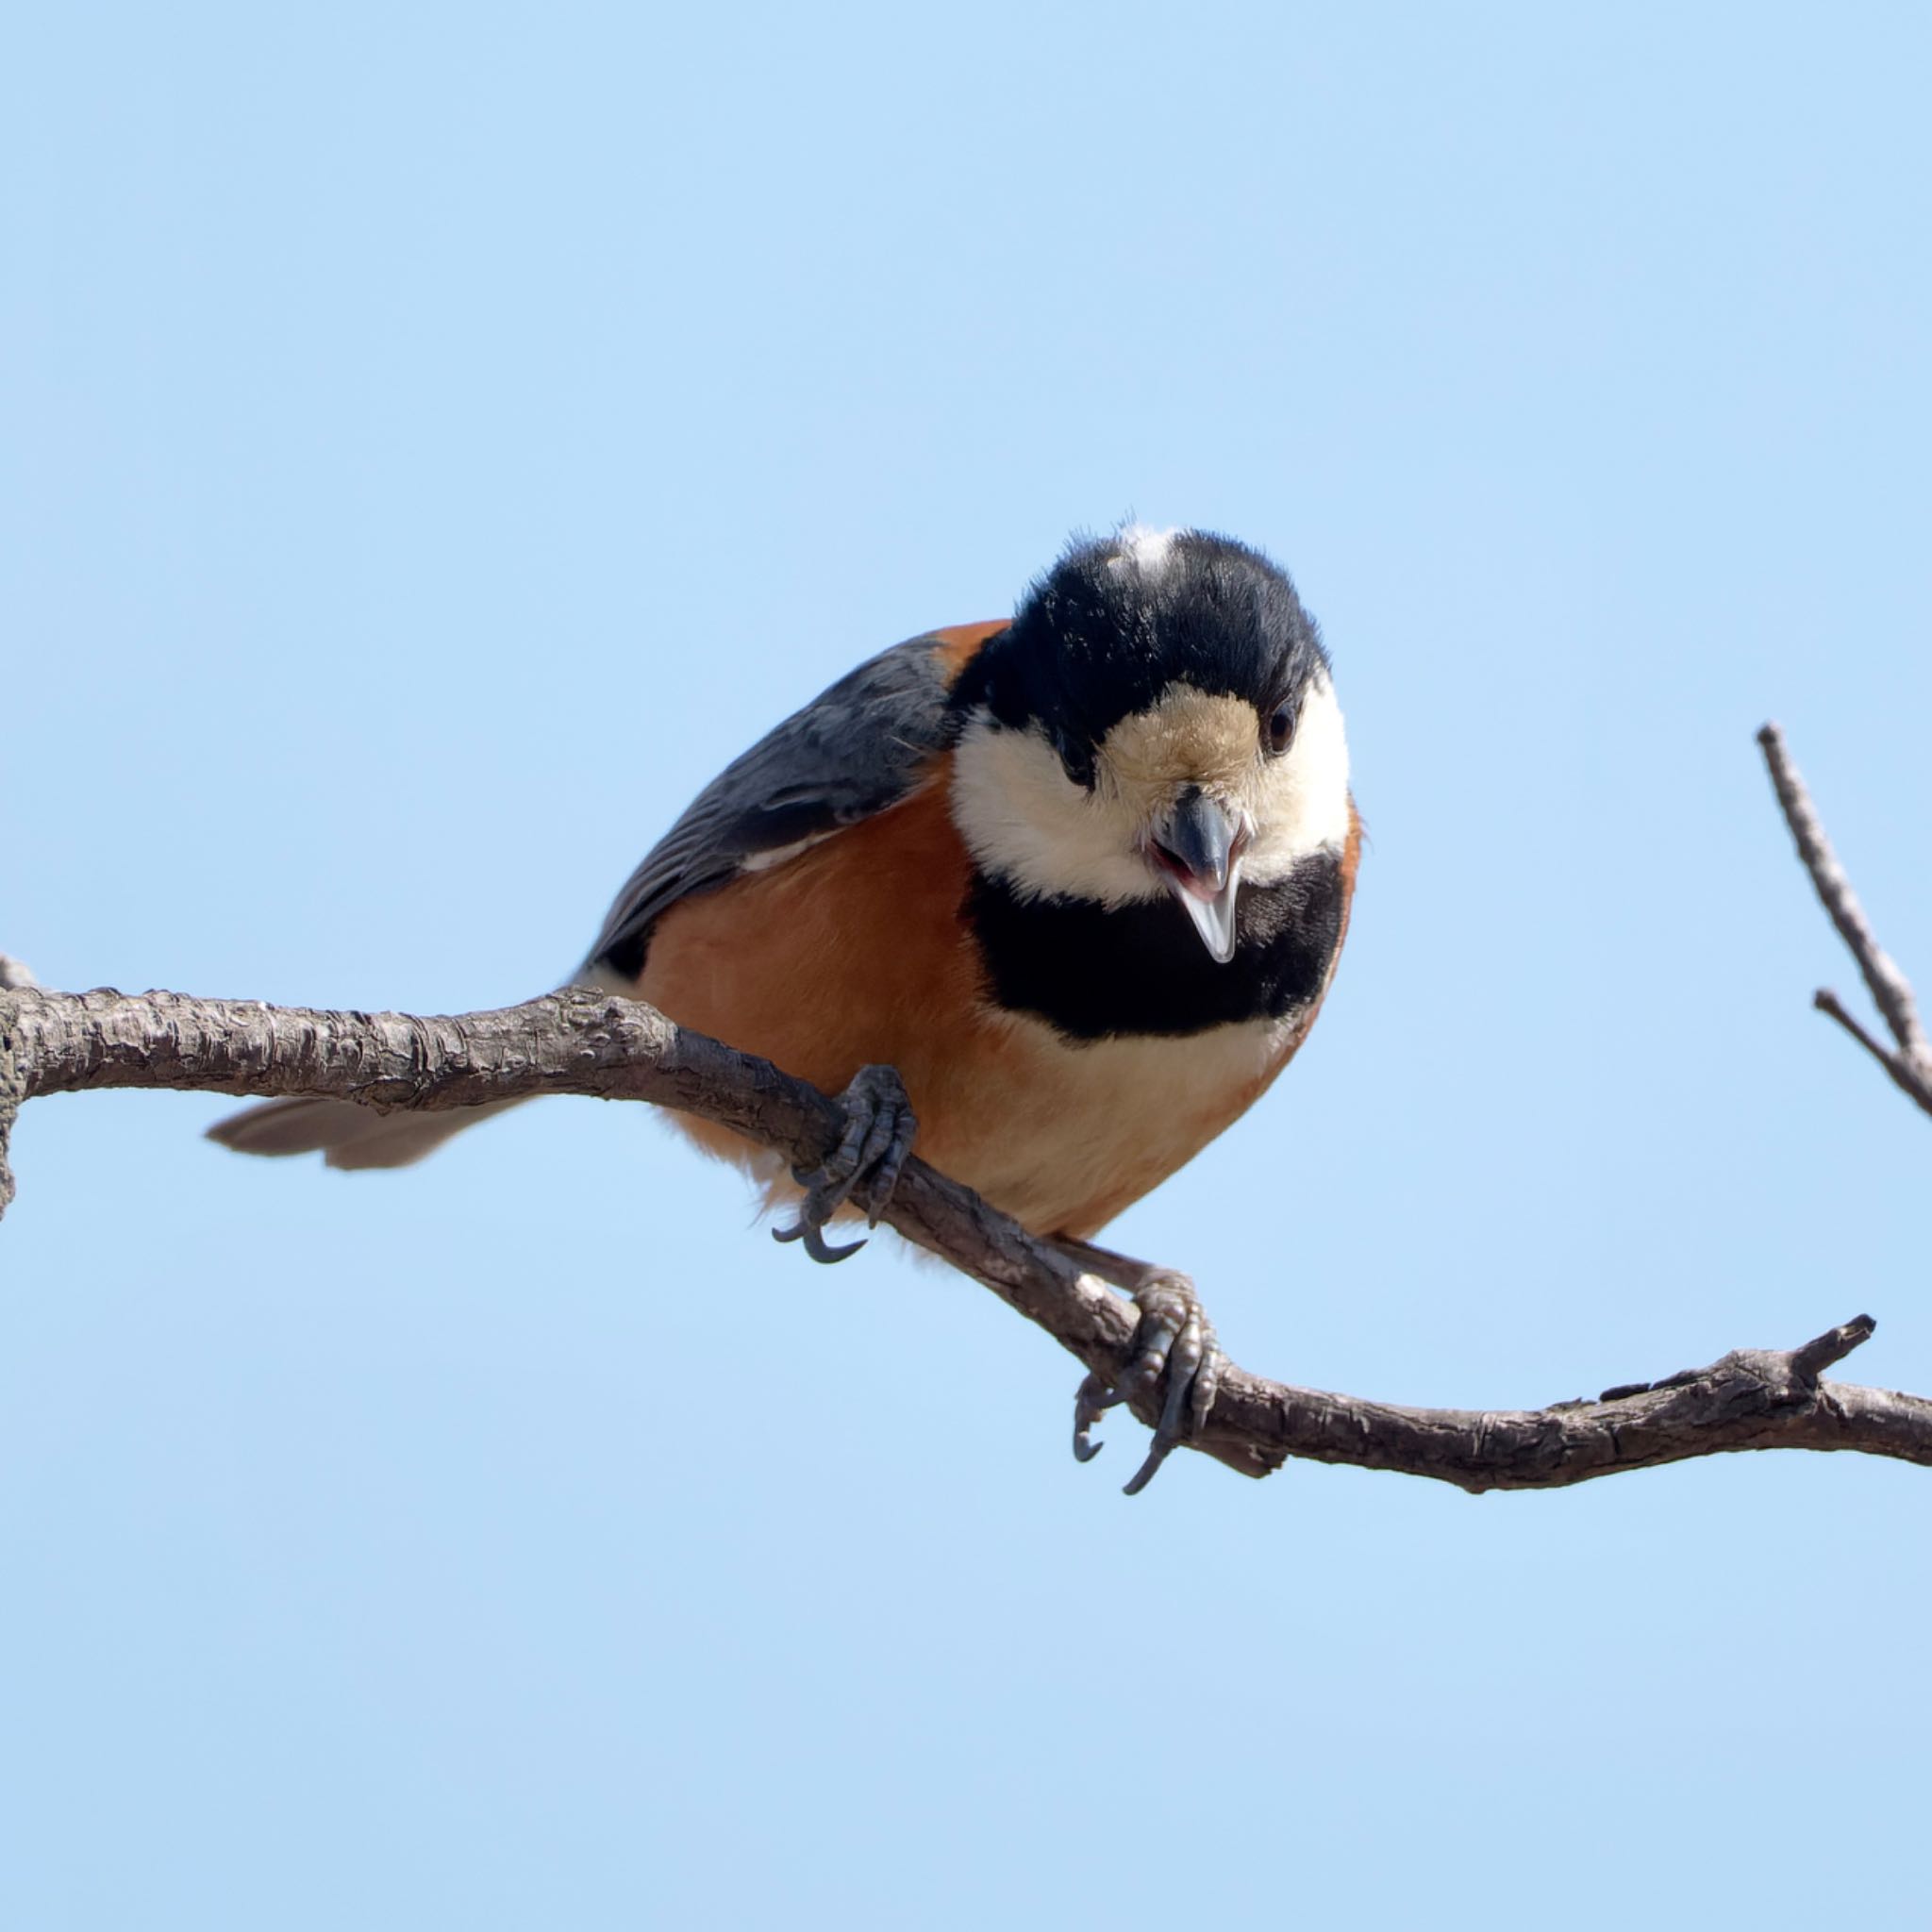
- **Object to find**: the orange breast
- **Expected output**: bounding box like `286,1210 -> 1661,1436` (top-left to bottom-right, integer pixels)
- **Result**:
636,763 -> 1357,1241
638,775 -> 982,1117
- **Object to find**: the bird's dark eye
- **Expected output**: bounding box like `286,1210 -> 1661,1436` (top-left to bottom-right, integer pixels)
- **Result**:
1051,726 -> 1095,789
1265,702 -> 1297,756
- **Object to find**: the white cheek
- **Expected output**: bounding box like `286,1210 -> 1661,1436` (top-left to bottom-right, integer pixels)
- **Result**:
1241,676 -> 1353,882
949,718 -> 1162,907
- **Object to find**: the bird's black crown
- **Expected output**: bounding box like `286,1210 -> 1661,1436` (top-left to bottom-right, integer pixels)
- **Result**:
950,529 -> 1327,787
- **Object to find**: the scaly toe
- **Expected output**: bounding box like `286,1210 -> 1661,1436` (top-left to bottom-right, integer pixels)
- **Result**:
1072,1373 -> 1113,1462
771,1064 -> 916,1267
1070,1272 -> 1224,1494
860,1102 -> 918,1226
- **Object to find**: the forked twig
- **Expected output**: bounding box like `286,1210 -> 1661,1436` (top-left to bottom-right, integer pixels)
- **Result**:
1757,723 -> 1932,1118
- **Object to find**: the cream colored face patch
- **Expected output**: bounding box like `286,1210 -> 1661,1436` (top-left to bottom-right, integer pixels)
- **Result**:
1092,688 -> 1268,822
948,674 -> 1351,906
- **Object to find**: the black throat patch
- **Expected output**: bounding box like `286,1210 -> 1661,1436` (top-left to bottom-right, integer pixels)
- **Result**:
965,851 -> 1348,1041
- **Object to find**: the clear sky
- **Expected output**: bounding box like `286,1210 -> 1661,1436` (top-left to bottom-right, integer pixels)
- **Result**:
5,4 -> 1930,1926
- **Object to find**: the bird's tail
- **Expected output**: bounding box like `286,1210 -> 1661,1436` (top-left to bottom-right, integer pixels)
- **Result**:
206,1094 -> 529,1170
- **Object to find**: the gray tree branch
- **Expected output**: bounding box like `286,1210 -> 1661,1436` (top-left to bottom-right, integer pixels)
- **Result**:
0,954 -> 32,1220
1758,723 -> 1932,1117
4,976 -> 1928,1491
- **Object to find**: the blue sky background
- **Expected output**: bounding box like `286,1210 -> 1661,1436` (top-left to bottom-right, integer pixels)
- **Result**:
5,4 -> 1930,1925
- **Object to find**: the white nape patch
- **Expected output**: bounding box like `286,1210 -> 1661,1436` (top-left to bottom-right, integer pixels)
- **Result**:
1111,524 -> 1179,577
949,675 -> 1352,907
738,832 -> 837,874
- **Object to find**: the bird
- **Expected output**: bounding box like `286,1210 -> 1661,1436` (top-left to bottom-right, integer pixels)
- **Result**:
210,525 -> 1359,1490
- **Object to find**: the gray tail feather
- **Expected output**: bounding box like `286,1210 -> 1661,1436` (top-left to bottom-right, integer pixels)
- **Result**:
206,1094 -> 530,1170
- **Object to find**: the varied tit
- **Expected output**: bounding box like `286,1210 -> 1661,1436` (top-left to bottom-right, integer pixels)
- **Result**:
212,525 -> 1359,1490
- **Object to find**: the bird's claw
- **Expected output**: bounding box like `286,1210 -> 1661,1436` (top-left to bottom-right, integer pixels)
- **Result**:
1071,1273 -> 1224,1494
773,1064 -> 916,1265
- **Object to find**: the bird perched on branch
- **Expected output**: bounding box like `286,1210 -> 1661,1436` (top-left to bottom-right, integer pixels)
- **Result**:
212,525 -> 1359,1490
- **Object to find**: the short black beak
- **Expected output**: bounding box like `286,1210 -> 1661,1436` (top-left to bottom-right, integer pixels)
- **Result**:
1155,787 -> 1237,896
1150,788 -> 1246,965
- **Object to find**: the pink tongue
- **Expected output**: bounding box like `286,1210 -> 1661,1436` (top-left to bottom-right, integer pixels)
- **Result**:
1154,847 -> 1225,902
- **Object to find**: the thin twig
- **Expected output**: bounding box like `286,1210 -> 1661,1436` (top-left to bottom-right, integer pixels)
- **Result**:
2,978 -> 1928,1491
1758,724 -> 1932,1118
1814,990 -> 1932,1115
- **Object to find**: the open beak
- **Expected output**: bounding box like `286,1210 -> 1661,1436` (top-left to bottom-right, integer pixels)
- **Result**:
1149,788 -> 1247,964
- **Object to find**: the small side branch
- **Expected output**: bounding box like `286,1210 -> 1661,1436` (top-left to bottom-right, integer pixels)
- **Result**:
1758,723 -> 1932,1117
3,980 -> 1930,1491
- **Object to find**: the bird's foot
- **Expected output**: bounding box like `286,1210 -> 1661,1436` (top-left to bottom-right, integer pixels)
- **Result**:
772,1064 -> 916,1265
1071,1270 -> 1224,1495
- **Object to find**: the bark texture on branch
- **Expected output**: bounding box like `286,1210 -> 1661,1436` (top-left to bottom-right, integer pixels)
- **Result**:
0,955 -> 31,1220
4,978 -> 1928,1492
1759,723 -> 1932,1118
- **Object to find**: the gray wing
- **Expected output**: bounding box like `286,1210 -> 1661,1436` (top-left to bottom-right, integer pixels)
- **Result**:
585,633 -> 960,980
